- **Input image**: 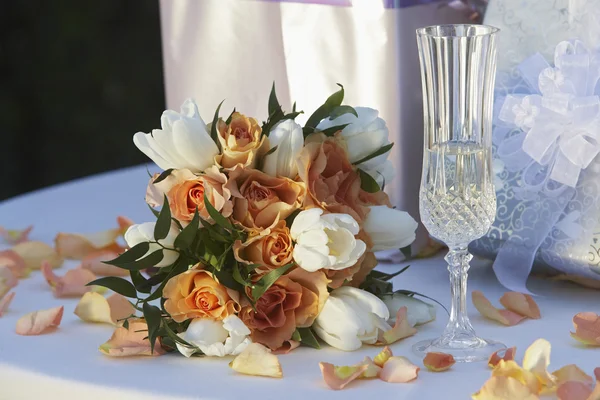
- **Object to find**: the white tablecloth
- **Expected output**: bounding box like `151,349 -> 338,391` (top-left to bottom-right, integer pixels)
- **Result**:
0,166 -> 598,400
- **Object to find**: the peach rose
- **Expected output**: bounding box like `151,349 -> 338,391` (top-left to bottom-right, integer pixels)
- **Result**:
145,166 -> 233,225
163,267 -> 240,323
297,133 -> 379,224
228,168 -> 306,230
216,112 -> 267,169
240,268 -> 329,350
233,221 -> 293,275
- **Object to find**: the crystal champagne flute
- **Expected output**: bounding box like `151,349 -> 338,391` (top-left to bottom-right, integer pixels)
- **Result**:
413,24 -> 505,362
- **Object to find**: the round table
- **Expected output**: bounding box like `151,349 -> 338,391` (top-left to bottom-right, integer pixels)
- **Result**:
0,166 -> 598,400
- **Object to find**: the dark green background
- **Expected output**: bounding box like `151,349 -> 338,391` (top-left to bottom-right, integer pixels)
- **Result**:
0,1 -> 164,200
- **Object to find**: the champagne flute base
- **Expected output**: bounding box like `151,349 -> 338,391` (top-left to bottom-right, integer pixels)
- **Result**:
412,336 -> 506,363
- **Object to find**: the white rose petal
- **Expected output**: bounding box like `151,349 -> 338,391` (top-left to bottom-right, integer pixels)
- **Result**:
176,316 -> 252,358
262,119 -> 304,178
362,206 -> 418,252
123,222 -> 179,267
381,293 -> 436,327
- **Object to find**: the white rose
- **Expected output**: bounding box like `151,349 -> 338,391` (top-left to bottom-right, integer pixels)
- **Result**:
313,286 -> 390,351
133,99 -> 219,173
290,208 -> 366,272
380,293 -> 436,327
176,316 -> 252,357
363,206 -> 418,251
317,107 -> 394,186
262,119 -> 304,178
123,222 -> 179,267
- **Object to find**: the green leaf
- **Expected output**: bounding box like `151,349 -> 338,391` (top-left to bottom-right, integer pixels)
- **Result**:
400,245 -> 412,260
154,195 -> 172,240
122,319 -> 130,329
319,123 -> 350,137
212,266 -> 244,293
143,256 -> 189,303
130,270 -> 151,294
251,263 -> 294,302
329,105 -> 358,119
304,83 -> 344,130
142,303 -> 162,354
232,263 -> 251,287
153,168 -> 174,184
210,100 -> 225,151
268,82 -> 283,121
284,209 -> 301,228
296,327 -> 320,349
119,249 -> 164,271
292,329 -> 301,342
174,209 -> 199,250
161,320 -> 199,350
147,203 -> 160,218
393,289 -> 449,315
225,108 -> 236,125
104,242 -> 150,266
263,145 -> 278,158
358,169 -> 381,193
87,277 -> 138,298
204,193 -> 235,231
353,143 -> 394,165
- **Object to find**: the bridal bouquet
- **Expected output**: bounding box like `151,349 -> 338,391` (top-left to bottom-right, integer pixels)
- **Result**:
92,84 -> 427,361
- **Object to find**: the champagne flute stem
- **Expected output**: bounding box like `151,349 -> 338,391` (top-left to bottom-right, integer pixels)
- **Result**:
443,246 -> 476,340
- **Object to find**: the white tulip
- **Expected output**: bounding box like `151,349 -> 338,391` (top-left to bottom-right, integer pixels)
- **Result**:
133,99 -> 219,173
262,119 -> 304,178
380,293 -> 436,327
363,206 -> 418,252
176,316 -> 252,357
124,222 -> 179,267
317,107 -> 394,186
313,286 -> 391,351
290,208 -> 366,272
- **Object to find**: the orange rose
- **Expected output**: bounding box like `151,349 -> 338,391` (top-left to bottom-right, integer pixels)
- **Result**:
163,267 -> 240,323
146,167 -> 233,225
240,268 -> 329,350
233,221 -> 293,275
228,168 -> 306,230
216,112 -> 267,169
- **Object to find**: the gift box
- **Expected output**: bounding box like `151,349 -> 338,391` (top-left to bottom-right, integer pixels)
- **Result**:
470,0 -> 600,291
159,0 -> 470,251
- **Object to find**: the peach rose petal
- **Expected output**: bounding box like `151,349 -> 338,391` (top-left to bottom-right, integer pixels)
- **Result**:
80,250 -> 128,277
100,319 -> 165,357
229,343 -> 283,378
522,338 -> 555,389
74,292 -> 134,325
0,265 -> 18,298
379,356 -> 420,383
377,306 -> 418,345
11,241 -> 63,270
15,306 -> 64,336
557,381 -> 593,400
472,290 -> 526,326
374,346 -> 393,367
0,250 -> 28,278
553,365 -> 594,387
472,376 -> 539,400
116,216 -> 134,233
358,357 -> 382,379
320,362 -> 368,390
0,292 -> 16,317
423,352 -> 456,372
272,340 -> 301,355
488,347 -> 517,368
571,312 -> 600,346
493,360 -> 542,395
41,261 -> 99,298
55,229 -> 124,260
0,225 -> 33,245
499,292 -> 541,319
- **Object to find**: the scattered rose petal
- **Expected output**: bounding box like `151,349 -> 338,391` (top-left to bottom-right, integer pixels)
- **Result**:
522,338 -> 555,389
15,306 -> 64,336
0,292 -> 16,317
358,357 -> 381,379
571,312 -> 600,346
379,356 -> 420,383
488,347 -> 517,368
99,319 -> 165,357
0,265 -> 18,298
472,290 -> 527,326
0,250 -> 28,278
499,292 -> 541,319
493,360 -> 542,395
80,250 -> 128,277
377,306 -> 417,345
320,362 -> 368,390
423,352 -> 456,372
55,217 -> 130,260
74,292 -> 134,325
0,225 -> 33,245
117,216 -> 134,233
41,261 -> 98,298
557,381 -> 593,400
11,241 -> 63,270
229,343 -> 283,378
553,365 -> 594,387
472,376 -> 539,400
272,340 -> 300,355
374,346 -> 393,367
